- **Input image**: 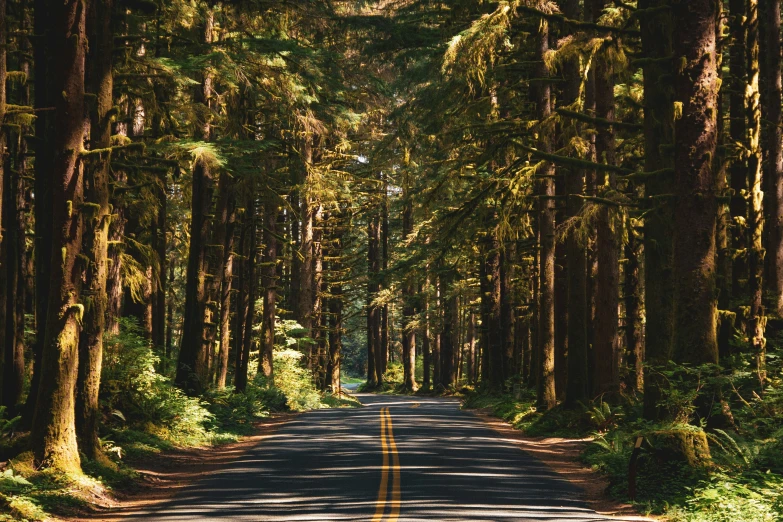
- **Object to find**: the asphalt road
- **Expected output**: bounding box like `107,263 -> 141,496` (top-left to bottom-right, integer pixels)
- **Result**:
128,394 -> 642,521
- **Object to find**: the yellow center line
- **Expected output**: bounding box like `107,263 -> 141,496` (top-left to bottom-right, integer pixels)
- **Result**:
387,409 -> 401,522
372,407 -> 401,522
371,407 -> 389,522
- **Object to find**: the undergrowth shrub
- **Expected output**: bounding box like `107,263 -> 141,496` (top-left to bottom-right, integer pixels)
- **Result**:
272,348 -> 322,411
101,318 -> 217,447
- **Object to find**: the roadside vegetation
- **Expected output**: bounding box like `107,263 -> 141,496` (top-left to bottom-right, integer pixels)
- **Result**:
0,320 -> 358,521
462,353 -> 783,522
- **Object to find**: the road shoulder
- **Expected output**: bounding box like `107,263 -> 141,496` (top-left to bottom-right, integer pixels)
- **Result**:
67,413 -> 299,522
468,408 -> 659,521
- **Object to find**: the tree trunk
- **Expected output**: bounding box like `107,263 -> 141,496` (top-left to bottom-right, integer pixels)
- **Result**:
76,0 -> 113,462
481,219 -> 503,389
671,0 -> 720,365
31,0 -> 87,473
536,17 -> 556,410
440,272 -> 457,388
466,312 -> 476,384
624,217 -> 643,392
175,12 -> 215,395
367,211 -> 380,386
729,0 -> 748,299
235,192 -> 257,393
640,0 -> 675,420
233,215 -> 248,387
746,0 -> 766,384
401,189 -> 417,390
422,275 -> 431,388
259,198 -> 277,383
501,243 -> 517,381
592,0 -> 620,398
25,0 -> 55,424
763,0 -> 783,315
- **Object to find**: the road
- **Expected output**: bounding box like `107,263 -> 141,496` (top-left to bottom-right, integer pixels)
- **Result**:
127,394 -> 642,521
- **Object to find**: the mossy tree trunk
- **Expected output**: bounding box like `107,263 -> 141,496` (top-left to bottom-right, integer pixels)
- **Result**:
366,208 -> 381,386
729,0 -> 748,299
31,0 -> 87,473
671,0 -> 720,365
535,16 -> 557,410
746,0 -> 766,384
76,0 -> 113,462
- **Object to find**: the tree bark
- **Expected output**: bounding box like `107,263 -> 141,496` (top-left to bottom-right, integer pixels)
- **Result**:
25,0 -> 56,424
536,17 -> 556,410
401,183 -> 417,390
175,11 -> 215,395
763,0 -> 783,316
235,192 -> 257,393
592,0 -> 620,398
259,198 -> 277,383
640,0 -> 675,420
624,217 -> 643,392
746,0 -> 766,384
31,0 -> 87,473
501,243 -> 517,381
671,0 -> 720,365
76,0 -> 113,461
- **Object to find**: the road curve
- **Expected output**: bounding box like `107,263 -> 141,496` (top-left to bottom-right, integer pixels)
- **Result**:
126,394 -> 642,521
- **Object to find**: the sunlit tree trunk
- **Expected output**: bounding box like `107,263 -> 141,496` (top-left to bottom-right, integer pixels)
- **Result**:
367,210 -> 381,386
746,0 -> 766,384
76,0 -> 113,461
31,0 -> 87,473
536,16 -> 556,410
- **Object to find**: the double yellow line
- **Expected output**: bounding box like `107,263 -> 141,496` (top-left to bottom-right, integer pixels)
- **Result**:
372,407 -> 400,522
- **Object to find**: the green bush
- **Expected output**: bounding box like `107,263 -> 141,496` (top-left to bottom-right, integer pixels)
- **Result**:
101,319 -> 216,445
272,348 -> 322,411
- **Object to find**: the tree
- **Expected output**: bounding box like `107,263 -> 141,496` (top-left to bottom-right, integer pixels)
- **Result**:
671,0 -> 720,365
31,0 -> 87,472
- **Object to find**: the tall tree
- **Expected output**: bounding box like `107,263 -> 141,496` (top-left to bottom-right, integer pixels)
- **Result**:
671,0 -> 720,365
31,0 -> 87,472
76,0 -> 114,461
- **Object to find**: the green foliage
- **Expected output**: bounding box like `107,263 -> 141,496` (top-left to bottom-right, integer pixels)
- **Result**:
272,348 -> 322,412
102,319 -> 218,447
